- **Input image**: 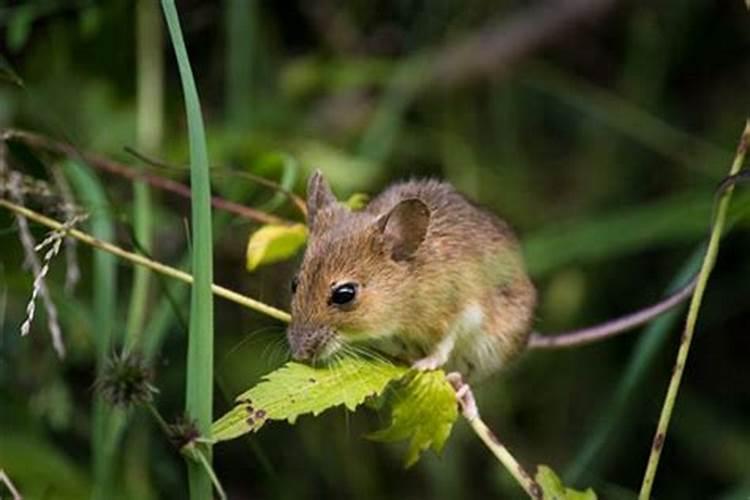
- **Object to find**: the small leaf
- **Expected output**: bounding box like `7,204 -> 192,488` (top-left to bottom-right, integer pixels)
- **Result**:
369,370 -> 459,467
245,223 -> 308,271
212,359 -> 408,441
535,465 -> 597,500
345,193 -> 370,211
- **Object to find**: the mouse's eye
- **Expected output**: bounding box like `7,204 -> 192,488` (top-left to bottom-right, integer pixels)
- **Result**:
330,282 -> 357,306
291,276 -> 299,294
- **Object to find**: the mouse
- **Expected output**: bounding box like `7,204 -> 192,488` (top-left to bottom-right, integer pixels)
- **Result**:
287,170 -> 697,380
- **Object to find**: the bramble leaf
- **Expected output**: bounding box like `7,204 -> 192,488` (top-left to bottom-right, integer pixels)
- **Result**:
368,370 -> 458,467
212,359 -> 408,441
535,465 -> 597,500
245,223 -> 308,271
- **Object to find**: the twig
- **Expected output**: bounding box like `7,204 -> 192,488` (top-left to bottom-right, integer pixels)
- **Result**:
123,146 -> 308,216
428,0 -> 620,89
0,128 -> 289,226
449,374 -> 542,499
0,469 -> 22,500
0,198 -> 291,323
638,120 -> 750,499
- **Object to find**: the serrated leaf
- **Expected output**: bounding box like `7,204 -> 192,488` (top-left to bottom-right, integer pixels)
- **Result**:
245,223 -> 308,271
536,465 -> 597,500
212,359 -> 408,441
369,370 -> 458,467
345,193 -> 370,211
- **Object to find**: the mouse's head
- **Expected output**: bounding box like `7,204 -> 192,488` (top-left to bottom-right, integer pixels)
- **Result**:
287,170 -> 430,362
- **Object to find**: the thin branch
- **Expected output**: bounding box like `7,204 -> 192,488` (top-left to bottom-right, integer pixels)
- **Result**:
428,0 -> 621,89
639,120 -> 750,499
123,146 -> 308,216
449,374 -> 542,499
0,198 -> 292,324
1,128 -> 290,226
0,469 -> 22,500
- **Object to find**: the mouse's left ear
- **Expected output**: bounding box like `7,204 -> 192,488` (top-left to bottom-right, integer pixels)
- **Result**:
307,169 -> 337,230
376,198 -> 430,261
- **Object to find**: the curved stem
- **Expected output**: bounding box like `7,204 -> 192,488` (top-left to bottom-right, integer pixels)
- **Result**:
466,415 -> 541,499
452,376 -> 541,499
639,120 -> 749,499
0,199 -> 291,323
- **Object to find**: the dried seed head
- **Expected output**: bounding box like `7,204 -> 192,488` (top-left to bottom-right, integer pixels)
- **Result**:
169,415 -> 201,450
95,351 -> 157,408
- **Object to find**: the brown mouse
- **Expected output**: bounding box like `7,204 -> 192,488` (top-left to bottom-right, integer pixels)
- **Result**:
287,170 -> 699,379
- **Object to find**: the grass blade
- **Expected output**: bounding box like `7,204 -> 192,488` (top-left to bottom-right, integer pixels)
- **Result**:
64,159 -> 118,499
161,1 -> 215,498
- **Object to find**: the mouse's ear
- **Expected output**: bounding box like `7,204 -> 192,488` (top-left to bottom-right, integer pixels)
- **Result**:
306,169 -> 337,230
376,198 -> 430,261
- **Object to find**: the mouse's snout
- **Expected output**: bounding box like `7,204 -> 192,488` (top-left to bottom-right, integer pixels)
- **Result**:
287,323 -> 336,362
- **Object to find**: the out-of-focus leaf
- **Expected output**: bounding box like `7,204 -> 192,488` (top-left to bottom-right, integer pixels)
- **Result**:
7,5 -> 33,52
245,223 -> 308,271
369,370 -> 458,467
212,359 -> 408,441
345,193 -> 370,211
536,465 -> 597,500
294,141 -> 380,192
255,152 -> 300,212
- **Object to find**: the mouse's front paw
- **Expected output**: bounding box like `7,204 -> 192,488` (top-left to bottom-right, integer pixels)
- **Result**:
411,355 -> 445,371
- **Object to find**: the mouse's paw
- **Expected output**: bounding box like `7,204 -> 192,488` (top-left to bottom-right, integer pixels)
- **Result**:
411,354 -> 446,371
446,371 -> 478,419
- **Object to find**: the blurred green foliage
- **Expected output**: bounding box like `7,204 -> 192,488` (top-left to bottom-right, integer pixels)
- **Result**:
1,1 -> 749,499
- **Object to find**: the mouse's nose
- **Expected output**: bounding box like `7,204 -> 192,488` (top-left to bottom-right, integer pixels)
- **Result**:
287,324 -> 332,361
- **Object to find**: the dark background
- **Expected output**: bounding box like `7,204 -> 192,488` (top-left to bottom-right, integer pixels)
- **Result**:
1,1 -> 749,498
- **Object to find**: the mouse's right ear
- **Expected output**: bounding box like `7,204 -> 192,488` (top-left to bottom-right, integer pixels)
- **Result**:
306,169 -> 337,230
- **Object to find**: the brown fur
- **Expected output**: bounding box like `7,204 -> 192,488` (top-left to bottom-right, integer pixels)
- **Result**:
288,171 -> 536,378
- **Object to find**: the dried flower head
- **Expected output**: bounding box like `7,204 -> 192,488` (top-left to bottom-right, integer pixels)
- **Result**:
169,414 -> 201,450
95,350 -> 157,408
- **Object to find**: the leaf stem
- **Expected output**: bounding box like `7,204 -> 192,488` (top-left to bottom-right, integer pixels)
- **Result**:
639,120 -> 750,499
0,198 -> 291,323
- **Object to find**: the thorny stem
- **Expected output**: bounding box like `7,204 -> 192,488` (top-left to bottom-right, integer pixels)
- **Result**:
451,376 -> 542,499
0,198 -> 291,323
639,120 -> 750,499
1,128 -> 290,226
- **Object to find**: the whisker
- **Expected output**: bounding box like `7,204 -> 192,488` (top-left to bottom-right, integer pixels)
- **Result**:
221,326 -> 282,362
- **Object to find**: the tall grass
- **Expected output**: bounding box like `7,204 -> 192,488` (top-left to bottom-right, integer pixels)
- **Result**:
161,1 -> 215,498
64,160 -> 117,499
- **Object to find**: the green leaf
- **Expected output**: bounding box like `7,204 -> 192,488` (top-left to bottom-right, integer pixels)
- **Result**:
344,193 -> 370,211
212,359 -> 408,441
536,465 -> 597,500
245,223 -> 308,271
369,370 -> 458,467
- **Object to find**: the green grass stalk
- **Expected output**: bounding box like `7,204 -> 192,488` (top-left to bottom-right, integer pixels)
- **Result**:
64,160 -> 118,500
639,120 -> 750,499
125,0 -> 163,352
161,1 -> 217,498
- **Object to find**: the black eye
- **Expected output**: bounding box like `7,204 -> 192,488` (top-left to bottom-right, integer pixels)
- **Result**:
291,276 -> 299,294
330,282 -> 357,306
